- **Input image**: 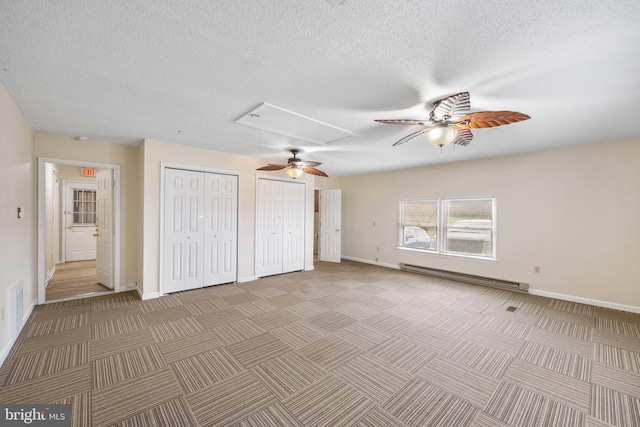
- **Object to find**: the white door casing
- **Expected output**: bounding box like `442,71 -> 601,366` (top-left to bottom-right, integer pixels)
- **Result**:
320,189 -> 341,263
37,157 -> 121,305
64,181 -> 96,262
96,169 -> 114,288
204,173 -> 238,285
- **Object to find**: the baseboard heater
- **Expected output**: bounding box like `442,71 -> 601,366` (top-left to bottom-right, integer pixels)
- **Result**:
399,263 -> 529,293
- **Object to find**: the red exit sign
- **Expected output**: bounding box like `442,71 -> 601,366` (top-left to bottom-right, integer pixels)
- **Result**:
81,167 -> 96,177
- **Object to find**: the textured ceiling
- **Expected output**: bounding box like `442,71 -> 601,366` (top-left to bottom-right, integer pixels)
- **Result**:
1,0 -> 639,176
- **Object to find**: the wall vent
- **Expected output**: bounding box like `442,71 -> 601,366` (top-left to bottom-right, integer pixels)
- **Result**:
10,280 -> 24,337
399,263 -> 529,293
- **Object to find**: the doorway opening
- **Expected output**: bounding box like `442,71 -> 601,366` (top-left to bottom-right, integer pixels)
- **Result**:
37,158 -> 121,304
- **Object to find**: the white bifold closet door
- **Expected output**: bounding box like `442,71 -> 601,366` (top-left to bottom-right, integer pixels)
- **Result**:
164,168 -> 237,293
256,179 -> 305,277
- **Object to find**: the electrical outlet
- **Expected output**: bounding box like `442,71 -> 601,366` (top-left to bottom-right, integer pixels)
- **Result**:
534,266 -> 541,273
375,257 -> 379,262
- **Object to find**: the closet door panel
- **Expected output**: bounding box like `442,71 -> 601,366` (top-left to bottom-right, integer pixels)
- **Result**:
204,173 -> 238,285
164,169 -> 187,293
283,182 -> 305,273
183,171 -> 205,290
256,179 -> 284,277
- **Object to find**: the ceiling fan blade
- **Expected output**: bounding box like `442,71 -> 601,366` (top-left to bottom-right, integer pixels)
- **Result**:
293,160 -> 321,168
302,166 -> 328,177
392,127 -> 434,146
256,163 -> 289,171
453,129 -> 473,146
455,111 -> 531,129
375,119 -> 433,126
432,92 -> 470,122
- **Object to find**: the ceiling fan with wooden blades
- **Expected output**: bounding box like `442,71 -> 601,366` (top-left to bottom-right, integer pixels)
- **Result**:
375,92 -> 530,147
257,149 -> 328,178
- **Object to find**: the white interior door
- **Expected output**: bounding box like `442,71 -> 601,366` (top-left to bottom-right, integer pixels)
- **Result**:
183,172 -> 205,290
256,179 -> 284,277
164,169 -> 187,293
320,189 -> 341,263
204,173 -> 238,285
283,182 -> 305,273
64,182 -> 97,262
95,169 -> 114,288
164,169 -> 206,293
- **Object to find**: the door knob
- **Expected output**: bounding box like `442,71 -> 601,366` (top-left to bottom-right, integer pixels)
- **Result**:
93,233 -> 98,237
67,225 -> 72,229
336,228 -> 340,232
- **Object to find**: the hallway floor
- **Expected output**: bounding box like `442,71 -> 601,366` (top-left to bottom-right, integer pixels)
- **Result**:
46,260 -> 111,300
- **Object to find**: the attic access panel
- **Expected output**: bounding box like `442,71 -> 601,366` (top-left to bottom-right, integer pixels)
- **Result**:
235,103 -> 357,145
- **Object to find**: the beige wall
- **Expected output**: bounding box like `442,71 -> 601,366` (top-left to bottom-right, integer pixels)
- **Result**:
35,134 -> 141,287
314,176 -> 341,190
0,83 -> 35,359
140,139 -> 316,297
340,139 -> 640,310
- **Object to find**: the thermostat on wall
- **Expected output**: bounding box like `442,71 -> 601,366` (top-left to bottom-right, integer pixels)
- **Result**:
17,207 -> 25,218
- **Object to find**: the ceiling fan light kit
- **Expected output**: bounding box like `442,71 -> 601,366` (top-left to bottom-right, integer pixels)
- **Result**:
376,92 -> 530,148
425,126 -> 457,147
286,168 -> 304,179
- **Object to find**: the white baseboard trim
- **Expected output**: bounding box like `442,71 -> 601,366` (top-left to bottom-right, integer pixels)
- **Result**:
141,291 -> 160,301
134,284 -> 160,301
341,256 -> 400,270
24,300 -> 36,324
0,299 -> 36,366
238,276 -> 257,283
305,265 -> 315,271
529,289 -> 640,314
0,337 -> 17,367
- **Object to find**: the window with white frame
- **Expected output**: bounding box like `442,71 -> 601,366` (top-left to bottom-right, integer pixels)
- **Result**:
72,189 -> 97,224
398,197 -> 496,259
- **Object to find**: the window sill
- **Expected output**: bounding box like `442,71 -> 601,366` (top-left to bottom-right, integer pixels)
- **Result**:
396,246 -> 497,262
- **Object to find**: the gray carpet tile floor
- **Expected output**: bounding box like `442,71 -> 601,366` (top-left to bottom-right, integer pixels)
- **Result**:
1,260 -> 639,426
